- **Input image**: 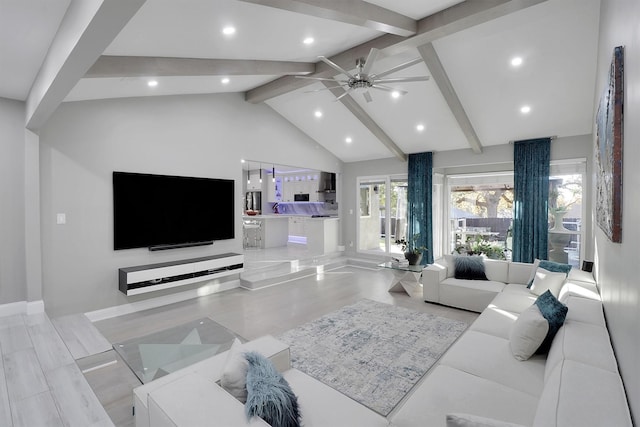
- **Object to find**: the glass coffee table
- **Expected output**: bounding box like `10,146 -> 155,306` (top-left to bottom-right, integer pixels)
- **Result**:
113,317 -> 243,383
378,261 -> 424,297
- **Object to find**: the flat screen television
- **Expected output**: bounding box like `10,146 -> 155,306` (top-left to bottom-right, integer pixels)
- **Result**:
113,172 -> 235,250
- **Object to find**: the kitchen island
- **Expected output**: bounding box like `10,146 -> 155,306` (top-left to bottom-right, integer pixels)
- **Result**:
242,215 -> 289,248
243,215 -> 339,254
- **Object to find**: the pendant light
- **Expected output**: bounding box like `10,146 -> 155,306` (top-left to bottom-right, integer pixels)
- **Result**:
272,166 -> 276,183
259,164 -> 263,183
247,162 -> 250,185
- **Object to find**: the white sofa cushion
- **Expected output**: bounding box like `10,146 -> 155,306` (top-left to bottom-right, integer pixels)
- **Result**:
147,373 -> 270,427
483,259 -> 509,283
490,290 -> 538,314
283,369 -> 388,427
558,271 -> 599,302
447,413 -> 527,427
544,297 -> 620,384
391,365 -> 538,427
529,268 -> 566,297
562,295 -> 605,325
439,330 -> 546,397
509,304 -> 549,361
469,306 -> 518,340
533,360 -> 632,427
439,278 -> 506,313
443,254 -> 456,278
511,260 -> 538,286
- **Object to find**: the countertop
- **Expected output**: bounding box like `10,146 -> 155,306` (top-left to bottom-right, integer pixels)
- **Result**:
243,214 -> 338,220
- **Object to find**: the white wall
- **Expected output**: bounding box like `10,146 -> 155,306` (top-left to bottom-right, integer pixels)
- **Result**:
594,0 -> 640,421
39,93 -> 343,316
0,98 -> 27,305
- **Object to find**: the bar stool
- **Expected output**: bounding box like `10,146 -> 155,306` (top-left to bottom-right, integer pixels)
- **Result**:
243,219 -> 262,249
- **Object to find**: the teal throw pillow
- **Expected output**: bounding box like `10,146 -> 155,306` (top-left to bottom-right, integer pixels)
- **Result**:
534,290 -> 568,354
244,351 -> 301,427
527,260 -> 572,288
454,256 -> 488,280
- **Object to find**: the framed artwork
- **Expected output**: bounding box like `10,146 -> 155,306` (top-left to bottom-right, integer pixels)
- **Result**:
595,46 -> 624,243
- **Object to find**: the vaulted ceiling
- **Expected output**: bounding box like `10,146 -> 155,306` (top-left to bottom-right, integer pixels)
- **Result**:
1,0 -> 600,162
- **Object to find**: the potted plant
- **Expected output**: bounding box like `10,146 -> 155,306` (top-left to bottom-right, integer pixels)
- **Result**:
395,235 -> 428,265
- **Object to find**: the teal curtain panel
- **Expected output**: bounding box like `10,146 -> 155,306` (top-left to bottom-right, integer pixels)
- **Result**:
408,152 -> 433,265
513,138 -> 550,263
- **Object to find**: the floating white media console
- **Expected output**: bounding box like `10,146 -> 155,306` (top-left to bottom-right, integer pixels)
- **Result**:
119,253 -> 244,296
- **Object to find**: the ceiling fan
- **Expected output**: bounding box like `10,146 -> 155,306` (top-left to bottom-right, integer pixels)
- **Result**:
297,48 -> 429,103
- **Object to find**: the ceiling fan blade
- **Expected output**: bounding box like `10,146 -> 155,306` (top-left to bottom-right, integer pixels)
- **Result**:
361,48 -> 380,75
304,86 -> 346,93
371,58 -> 423,79
295,76 -> 344,82
376,76 -> 430,83
372,85 -> 408,95
334,89 -> 353,101
318,56 -> 355,79
363,91 -> 373,103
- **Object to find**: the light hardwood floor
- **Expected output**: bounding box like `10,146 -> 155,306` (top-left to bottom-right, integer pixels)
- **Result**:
1,254 -> 478,426
0,312 -> 113,426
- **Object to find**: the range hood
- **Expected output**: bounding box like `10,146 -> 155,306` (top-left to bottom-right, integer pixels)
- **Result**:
318,172 -> 336,192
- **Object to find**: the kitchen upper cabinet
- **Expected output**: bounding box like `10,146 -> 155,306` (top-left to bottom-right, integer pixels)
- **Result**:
280,173 -> 320,202
246,171 -> 262,191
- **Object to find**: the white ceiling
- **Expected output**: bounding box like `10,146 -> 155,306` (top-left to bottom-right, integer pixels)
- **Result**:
0,0 -> 601,163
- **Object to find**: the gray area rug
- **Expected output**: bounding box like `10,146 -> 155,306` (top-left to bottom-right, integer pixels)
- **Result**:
277,299 -> 468,416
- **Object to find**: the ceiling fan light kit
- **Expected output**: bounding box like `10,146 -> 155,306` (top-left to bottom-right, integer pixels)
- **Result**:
299,48 -> 429,103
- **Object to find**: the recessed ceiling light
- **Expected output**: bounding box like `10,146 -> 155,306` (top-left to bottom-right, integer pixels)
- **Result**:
345,137 -> 353,143
303,37 -> 314,45
416,124 -> 425,132
221,77 -> 230,84
391,91 -> 401,99
314,110 -> 323,118
520,105 -> 531,114
511,57 -> 523,67
222,26 -> 236,36
147,80 -> 158,87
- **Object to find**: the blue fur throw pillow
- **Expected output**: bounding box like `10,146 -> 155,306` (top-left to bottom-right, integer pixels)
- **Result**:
534,290 -> 568,354
454,256 -> 488,280
244,351 -> 301,427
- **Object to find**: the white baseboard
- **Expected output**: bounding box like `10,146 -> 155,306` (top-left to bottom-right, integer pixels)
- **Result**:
0,300 -> 45,317
84,279 -> 240,322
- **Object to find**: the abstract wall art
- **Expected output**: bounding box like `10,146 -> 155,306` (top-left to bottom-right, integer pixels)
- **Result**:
595,46 -> 624,243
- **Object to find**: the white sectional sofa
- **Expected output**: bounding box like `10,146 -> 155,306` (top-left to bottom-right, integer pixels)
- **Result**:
133,258 -> 632,427
390,257 -> 631,426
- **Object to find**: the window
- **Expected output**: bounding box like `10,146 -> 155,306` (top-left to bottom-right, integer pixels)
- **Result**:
447,173 -> 514,260
548,160 -> 585,267
442,160 -> 585,266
